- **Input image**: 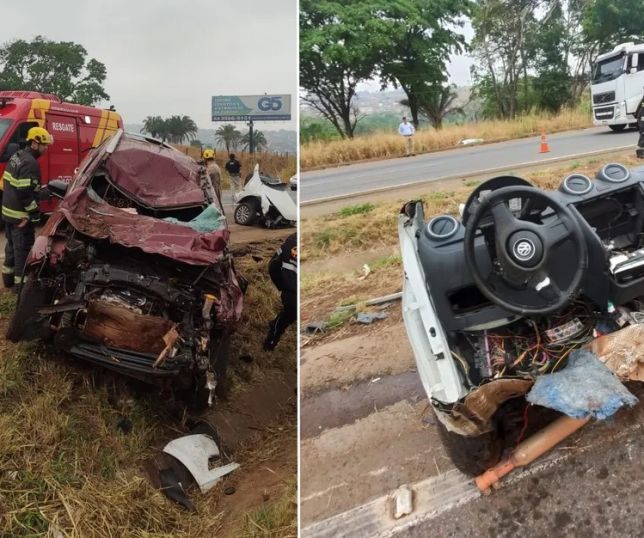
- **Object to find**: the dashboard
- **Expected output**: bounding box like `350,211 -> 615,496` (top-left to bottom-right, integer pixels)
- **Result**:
418,163 -> 644,331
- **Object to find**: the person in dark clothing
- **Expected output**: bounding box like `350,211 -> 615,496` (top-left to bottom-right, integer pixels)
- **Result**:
637,96 -> 644,159
264,232 -> 297,351
2,126 -> 53,290
224,153 -> 242,200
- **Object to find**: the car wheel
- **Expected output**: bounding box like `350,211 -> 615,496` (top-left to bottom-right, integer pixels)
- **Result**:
234,200 -> 258,226
6,280 -> 51,342
435,413 -> 503,477
609,124 -> 626,132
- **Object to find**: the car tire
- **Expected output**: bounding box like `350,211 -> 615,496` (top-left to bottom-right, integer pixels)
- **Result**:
234,200 -> 258,226
435,414 -> 503,477
609,124 -> 626,132
6,280 -> 50,342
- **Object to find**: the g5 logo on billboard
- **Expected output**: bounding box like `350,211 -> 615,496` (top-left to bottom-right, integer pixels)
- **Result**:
258,96 -> 283,112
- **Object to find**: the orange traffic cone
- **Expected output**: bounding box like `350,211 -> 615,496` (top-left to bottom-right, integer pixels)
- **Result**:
539,131 -> 550,153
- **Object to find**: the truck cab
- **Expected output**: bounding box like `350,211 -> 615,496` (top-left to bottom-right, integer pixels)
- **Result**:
0,91 -> 123,213
591,42 -> 644,131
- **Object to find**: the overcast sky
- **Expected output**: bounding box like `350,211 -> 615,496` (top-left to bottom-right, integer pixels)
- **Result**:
2,0 -> 298,131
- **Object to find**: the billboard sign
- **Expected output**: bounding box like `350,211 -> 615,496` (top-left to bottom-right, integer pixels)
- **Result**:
211,94 -> 292,121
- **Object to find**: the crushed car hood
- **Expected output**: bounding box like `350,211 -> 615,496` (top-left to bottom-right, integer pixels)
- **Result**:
54,187 -> 229,266
103,136 -> 207,208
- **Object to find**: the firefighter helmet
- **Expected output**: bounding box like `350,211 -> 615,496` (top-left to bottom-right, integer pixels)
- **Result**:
202,149 -> 215,160
26,126 -> 54,145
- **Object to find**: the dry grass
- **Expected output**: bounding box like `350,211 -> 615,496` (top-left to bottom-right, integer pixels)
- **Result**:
0,241 -> 297,537
0,337 -> 219,537
301,107 -> 592,170
302,151 -> 641,263
174,145 -> 296,184
238,479 -> 297,537
301,260 -> 403,324
230,239 -> 297,379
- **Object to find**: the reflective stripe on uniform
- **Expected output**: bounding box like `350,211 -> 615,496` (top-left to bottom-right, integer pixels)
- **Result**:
3,171 -> 32,188
2,206 -> 28,219
2,265 -> 14,274
13,275 -> 27,285
24,200 -> 38,212
282,261 -> 297,272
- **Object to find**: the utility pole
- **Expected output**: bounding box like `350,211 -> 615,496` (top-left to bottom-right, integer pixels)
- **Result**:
248,119 -> 255,154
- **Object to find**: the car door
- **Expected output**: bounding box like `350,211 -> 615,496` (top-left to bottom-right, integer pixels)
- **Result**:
44,114 -> 80,212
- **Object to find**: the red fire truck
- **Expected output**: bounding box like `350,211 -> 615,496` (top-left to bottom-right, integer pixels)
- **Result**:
0,90 -> 124,213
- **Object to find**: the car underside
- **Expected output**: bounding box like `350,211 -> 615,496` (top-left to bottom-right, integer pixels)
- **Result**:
399,163 -> 644,475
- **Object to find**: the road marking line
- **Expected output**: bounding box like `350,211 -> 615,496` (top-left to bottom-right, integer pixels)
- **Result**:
301,145 -> 634,206
302,420 -> 642,537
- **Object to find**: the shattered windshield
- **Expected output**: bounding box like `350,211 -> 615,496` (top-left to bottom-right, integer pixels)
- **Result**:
592,54 -> 625,83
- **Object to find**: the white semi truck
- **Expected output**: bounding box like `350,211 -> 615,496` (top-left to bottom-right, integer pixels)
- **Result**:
590,42 -> 644,132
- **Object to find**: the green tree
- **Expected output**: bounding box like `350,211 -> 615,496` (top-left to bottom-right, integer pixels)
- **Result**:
0,36 -> 109,105
241,130 -> 268,152
165,115 -> 198,144
215,124 -> 242,152
300,117 -> 340,143
582,0 -> 644,50
471,0 -> 539,119
141,116 -> 168,141
377,0 -> 471,128
406,84 -> 464,129
300,0 -> 383,139
533,1 -> 571,112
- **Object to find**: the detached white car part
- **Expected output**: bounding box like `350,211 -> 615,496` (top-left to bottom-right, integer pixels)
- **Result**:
163,434 -> 239,493
233,164 -> 296,227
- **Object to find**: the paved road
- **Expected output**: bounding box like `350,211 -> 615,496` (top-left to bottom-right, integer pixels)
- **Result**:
301,126 -> 640,203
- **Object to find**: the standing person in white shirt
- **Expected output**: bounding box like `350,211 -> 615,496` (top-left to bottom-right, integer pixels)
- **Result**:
398,116 -> 416,157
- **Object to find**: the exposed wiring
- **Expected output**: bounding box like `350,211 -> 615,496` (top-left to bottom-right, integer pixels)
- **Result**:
515,403 -> 532,446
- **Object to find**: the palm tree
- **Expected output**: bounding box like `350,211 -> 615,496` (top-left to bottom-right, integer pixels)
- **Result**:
240,129 -> 268,152
215,124 -> 242,153
141,116 -> 168,141
418,85 -> 463,130
165,115 -> 199,144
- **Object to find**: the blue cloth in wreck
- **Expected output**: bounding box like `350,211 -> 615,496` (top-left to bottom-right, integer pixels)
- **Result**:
526,349 -> 638,420
163,204 -> 225,233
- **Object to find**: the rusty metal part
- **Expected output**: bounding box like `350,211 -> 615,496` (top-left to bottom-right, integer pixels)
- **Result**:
463,378 -> 534,423
475,415 -> 590,493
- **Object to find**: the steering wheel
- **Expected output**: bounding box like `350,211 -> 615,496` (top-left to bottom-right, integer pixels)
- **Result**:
464,186 -> 587,316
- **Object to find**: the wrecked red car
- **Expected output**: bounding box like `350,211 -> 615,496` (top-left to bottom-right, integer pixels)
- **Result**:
8,130 -> 244,408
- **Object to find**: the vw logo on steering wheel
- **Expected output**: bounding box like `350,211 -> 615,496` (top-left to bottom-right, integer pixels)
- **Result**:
513,239 -> 535,261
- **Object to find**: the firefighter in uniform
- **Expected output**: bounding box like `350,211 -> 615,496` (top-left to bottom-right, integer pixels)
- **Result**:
2,126 -> 53,290
264,232 -> 297,351
202,148 -> 223,205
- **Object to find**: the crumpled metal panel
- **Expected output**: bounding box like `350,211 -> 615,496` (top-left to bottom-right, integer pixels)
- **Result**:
162,434 -> 239,493
463,378 -> 534,423
58,187 -> 229,266
104,136 -> 208,209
